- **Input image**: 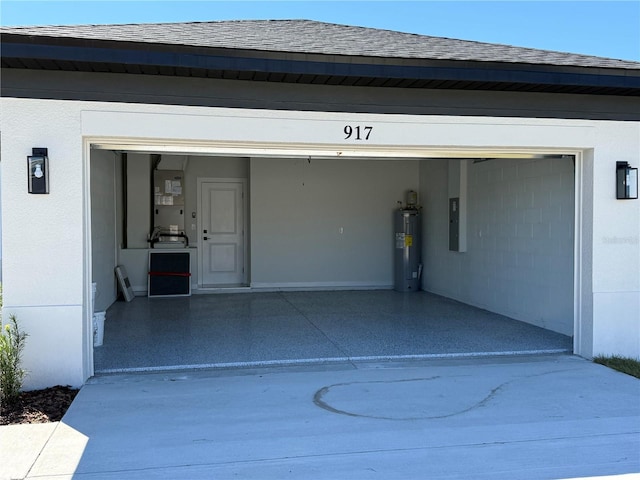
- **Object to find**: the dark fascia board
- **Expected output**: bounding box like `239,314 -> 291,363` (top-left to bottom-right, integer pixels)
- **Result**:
2,34 -> 640,92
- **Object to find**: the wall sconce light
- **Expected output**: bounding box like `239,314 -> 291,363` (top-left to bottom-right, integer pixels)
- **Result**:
616,161 -> 638,200
27,148 -> 49,194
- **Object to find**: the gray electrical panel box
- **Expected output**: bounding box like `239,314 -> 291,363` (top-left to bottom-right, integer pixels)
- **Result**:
449,197 -> 459,251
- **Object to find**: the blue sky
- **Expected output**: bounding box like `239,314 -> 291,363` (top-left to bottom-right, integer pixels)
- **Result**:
1,1 -> 638,61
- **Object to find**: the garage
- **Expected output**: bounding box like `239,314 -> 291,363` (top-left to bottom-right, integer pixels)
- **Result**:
2,20 -> 638,389
89,146 -> 574,373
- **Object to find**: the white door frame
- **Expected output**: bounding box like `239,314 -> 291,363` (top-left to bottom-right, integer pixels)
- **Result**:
196,177 -> 248,288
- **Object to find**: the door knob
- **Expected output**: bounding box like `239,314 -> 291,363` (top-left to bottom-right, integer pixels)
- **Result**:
203,236 -> 208,241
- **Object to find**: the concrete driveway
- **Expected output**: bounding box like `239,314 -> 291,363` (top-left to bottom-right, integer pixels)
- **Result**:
3,354 -> 639,479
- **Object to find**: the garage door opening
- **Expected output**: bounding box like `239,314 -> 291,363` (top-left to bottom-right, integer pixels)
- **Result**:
94,290 -> 572,373
89,145 -> 575,373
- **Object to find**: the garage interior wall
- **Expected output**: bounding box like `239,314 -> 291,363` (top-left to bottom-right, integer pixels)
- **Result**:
93,152 -> 574,337
90,149 -> 117,312
96,154 -> 419,294
419,157 -> 575,336
250,157 -> 420,289
110,153 -> 249,292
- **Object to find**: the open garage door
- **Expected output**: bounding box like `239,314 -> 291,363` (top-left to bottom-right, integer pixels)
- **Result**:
89,145 -> 574,373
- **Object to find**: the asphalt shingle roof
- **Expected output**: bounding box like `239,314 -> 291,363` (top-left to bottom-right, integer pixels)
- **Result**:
2,19 -> 639,70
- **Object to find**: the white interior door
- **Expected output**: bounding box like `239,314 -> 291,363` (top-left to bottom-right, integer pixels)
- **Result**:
200,181 -> 246,286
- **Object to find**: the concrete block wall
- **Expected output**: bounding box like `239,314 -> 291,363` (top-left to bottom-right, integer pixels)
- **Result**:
421,157 -> 575,336
469,157 -> 574,334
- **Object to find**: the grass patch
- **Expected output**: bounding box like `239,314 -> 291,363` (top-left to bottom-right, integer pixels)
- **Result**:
594,355 -> 640,379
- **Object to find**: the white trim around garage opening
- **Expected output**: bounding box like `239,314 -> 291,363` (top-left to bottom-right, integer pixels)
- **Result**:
85,136 -> 587,381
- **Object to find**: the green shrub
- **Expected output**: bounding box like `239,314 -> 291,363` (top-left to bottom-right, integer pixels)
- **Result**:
0,315 -> 28,409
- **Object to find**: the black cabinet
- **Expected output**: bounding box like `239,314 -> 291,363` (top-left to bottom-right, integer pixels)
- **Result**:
148,251 -> 191,297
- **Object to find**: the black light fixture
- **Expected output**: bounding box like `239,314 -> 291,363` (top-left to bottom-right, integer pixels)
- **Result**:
27,148 -> 49,194
616,161 -> 638,200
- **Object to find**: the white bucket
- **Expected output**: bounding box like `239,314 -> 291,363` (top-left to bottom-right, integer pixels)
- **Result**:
93,311 -> 106,347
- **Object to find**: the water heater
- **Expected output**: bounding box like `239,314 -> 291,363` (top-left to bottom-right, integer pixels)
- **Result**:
394,191 -> 422,292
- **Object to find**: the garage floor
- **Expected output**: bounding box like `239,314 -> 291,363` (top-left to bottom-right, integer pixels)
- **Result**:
93,291 -> 572,374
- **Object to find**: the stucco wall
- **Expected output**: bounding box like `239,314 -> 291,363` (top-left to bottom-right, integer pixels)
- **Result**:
0,99 -> 88,388
589,123 -> 640,358
0,164 -> 2,280
0,97 -> 638,388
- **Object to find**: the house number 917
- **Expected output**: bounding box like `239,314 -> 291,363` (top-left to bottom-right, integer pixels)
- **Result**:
344,125 -> 373,140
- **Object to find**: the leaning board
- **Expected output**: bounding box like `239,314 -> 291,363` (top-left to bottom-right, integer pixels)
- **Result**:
114,265 -> 135,302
